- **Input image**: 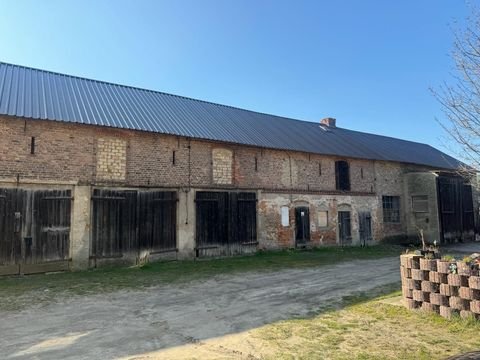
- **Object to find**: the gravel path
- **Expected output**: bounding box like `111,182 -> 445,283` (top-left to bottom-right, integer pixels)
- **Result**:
0,256 -> 400,360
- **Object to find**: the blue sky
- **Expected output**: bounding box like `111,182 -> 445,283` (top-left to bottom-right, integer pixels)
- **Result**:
0,1 -> 474,155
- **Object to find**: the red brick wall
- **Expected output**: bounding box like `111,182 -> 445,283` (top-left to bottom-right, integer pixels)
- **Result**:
0,115 -> 435,244
0,115 -> 385,192
0,117 -> 95,183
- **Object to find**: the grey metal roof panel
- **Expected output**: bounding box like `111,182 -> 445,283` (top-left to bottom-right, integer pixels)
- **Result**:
0,61 -> 462,170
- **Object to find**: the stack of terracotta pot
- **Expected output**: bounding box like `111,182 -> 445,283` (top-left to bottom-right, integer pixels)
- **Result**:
400,254 -> 480,319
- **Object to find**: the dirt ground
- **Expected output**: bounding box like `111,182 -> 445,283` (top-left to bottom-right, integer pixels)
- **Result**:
0,256 -> 400,359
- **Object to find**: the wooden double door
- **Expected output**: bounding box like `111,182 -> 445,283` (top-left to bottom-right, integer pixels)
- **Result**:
437,176 -> 475,243
0,188 -> 71,275
195,191 -> 257,257
91,189 -> 177,262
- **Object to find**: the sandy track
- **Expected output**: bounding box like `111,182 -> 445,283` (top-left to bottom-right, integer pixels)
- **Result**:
0,257 -> 399,359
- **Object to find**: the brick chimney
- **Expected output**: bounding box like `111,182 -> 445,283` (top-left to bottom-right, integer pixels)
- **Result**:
320,117 -> 336,128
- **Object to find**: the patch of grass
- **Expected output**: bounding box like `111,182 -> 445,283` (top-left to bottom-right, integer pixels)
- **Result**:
0,245 -> 401,311
253,287 -> 480,360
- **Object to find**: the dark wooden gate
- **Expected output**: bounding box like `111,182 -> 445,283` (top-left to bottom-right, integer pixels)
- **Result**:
91,189 -> 137,259
195,191 -> 257,257
338,211 -> 352,245
295,206 -> 310,246
0,188 -> 21,275
138,191 -> 177,253
0,188 -> 72,275
358,211 -> 372,246
437,176 -> 475,243
91,189 -> 177,262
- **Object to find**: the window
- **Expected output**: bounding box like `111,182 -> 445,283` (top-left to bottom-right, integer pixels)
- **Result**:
412,195 -> 428,213
383,196 -> 400,223
318,211 -> 328,227
335,160 -> 350,191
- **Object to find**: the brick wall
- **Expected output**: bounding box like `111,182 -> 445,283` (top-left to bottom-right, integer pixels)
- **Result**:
0,117 -> 450,247
0,116 -> 407,194
0,117 -> 95,183
258,192 -> 380,248
0,115 -> 441,244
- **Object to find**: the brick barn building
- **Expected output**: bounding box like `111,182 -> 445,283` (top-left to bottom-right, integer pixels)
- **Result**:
0,62 -> 476,274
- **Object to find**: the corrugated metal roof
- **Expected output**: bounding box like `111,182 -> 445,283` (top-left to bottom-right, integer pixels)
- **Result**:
0,61 -> 461,169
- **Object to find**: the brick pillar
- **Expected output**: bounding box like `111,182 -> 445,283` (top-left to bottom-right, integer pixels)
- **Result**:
70,185 -> 91,270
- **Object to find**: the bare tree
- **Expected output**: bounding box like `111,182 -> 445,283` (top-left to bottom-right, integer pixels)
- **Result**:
433,5 -> 480,177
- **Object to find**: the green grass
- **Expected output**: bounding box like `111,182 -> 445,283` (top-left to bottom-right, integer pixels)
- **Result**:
143,283 -> 480,359
0,245 -> 401,311
251,288 -> 480,360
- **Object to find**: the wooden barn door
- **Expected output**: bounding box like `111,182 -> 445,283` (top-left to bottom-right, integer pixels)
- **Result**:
91,189 -> 137,260
24,190 -> 72,273
437,176 -> 475,243
195,191 -> 229,256
0,189 -> 21,275
230,192 -> 257,254
0,188 -> 72,275
195,191 -> 257,257
138,191 -> 177,254
92,189 -> 178,264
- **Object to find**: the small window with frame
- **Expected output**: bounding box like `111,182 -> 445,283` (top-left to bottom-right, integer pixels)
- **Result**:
382,195 -> 400,223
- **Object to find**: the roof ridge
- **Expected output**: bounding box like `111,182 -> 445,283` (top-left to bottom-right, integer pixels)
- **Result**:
337,126 -> 434,147
0,60 -> 318,126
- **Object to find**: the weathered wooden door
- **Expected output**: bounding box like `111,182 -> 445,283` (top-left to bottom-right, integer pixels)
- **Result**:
91,189 -> 178,263
358,211 -> 372,246
232,192 -> 257,247
0,188 -> 72,275
437,176 -> 475,243
462,184 -> 475,241
137,191 -> 177,253
338,211 -> 352,245
25,190 -> 72,273
195,191 -> 229,256
91,189 -> 137,259
295,207 -> 310,246
0,189 -> 21,275
195,191 -> 257,257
